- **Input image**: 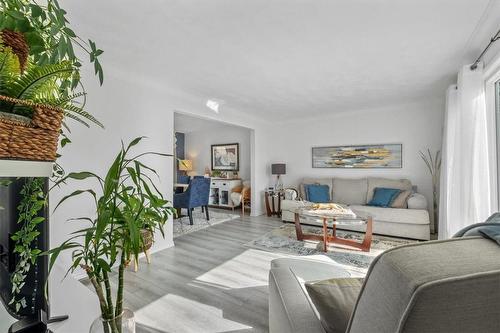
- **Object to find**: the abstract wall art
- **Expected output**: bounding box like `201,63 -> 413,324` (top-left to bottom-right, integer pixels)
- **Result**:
312,144 -> 402,168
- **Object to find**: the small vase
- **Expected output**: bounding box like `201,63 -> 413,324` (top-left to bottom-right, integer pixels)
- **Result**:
89,308 -> 135,333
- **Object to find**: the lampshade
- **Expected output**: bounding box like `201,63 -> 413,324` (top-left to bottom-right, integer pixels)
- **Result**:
179,160 -> 193,171
271,163 -> 286,175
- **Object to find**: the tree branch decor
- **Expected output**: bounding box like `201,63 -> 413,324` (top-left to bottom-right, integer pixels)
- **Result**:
420,149 -> 441,234
48,137 -> 175,333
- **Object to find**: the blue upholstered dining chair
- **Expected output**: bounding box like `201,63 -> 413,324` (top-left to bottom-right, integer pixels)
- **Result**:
175,175 -> 191,194
173,176 -> 211,225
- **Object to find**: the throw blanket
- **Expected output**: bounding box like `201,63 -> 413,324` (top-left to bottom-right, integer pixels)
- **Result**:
453,212 -> 500,246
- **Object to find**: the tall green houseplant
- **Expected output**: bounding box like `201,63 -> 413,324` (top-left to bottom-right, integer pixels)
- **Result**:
49,137 -> 175,333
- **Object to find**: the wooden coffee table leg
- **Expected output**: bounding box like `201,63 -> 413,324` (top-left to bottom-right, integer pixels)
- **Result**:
294,212 -> 304,241
360,217 -> 373,252
322,218 -> 328,252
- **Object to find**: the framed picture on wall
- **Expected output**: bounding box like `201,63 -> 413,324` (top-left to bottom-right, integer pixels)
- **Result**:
211,143 -> 240,171
312,143 -> 403,168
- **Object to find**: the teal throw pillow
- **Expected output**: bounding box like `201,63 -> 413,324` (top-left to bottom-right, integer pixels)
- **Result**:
368,188 -> 401,207
307,184 -> 330,203
302,183 -> 315,201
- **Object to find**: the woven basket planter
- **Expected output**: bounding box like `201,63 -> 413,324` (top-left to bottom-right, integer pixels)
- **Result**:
0,95 -> 63,161
140,229 -> 154,251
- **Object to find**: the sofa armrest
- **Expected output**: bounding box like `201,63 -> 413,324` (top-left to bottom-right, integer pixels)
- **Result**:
284,188 -> 299,201
407,193 -> 427,210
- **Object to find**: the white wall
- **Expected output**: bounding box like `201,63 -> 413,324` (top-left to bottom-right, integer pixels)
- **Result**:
48,1 -> 278,279
50,70 -> 175,275
183,124 -> 251,181
270,99 -> 445,226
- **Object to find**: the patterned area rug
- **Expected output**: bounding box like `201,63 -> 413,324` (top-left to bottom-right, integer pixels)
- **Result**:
173,209 -> 240,238
245,223 -> 418,273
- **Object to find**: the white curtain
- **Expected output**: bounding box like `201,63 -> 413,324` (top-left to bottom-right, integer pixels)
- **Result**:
439,64 -> 496,239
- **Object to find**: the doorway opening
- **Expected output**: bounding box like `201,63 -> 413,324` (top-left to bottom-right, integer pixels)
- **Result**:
173,111 -> 254,225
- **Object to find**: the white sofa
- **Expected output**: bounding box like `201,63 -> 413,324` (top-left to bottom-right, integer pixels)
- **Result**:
281,177 -> 430,240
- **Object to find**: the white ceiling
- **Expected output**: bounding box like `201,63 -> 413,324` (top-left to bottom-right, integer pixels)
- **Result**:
174,112 -> 250,133
67,0 -> 498,120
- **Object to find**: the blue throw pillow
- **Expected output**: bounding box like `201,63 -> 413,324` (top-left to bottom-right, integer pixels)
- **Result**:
302,184 -> 315,201
307,184 -> 330,203
368,188 -> 401,207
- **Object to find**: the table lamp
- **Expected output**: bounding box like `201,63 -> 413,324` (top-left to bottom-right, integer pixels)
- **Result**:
271,163 -> 286,190
179,159 -> 193,175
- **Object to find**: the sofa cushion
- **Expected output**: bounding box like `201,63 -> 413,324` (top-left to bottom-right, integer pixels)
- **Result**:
306,184 -> 331,203
331,178 -> 368,205
300,178 -> 334,200
306,278 -> 364,333
350,205 -> 430,225
281,199 -> 308,212
391,190 -> 412,208
367,188 -> 401,207
366,177 -> 412,202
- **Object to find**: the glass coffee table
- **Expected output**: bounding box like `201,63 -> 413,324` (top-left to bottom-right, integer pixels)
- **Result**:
294,204 -> 373,252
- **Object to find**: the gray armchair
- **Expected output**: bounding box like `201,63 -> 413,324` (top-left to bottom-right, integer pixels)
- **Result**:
269,237 -> 500,333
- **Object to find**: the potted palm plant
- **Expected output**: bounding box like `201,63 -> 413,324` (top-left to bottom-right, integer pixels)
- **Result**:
49,137 -> 176,333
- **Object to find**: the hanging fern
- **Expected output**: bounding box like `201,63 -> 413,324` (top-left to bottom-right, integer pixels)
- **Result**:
7,62 -> 73,101
0,49 -> 20,96
0,49 -> 103,128
0,0 -> 104,86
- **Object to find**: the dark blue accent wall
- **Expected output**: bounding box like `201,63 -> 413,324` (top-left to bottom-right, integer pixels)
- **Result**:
175,132 -> 185,160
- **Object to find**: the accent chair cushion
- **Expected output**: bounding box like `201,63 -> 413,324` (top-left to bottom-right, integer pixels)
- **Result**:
367,188 -> 401,207
391,190 -> 412,208
331,178 -> 368,205
306,184 -> 330,203
366,177 -> 412,202
305,278 -> 364,333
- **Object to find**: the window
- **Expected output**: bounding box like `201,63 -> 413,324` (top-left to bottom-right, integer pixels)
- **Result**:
496,79 -> 500,206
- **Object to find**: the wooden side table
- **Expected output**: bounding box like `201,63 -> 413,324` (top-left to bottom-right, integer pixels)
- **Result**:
265,190 -> 284,217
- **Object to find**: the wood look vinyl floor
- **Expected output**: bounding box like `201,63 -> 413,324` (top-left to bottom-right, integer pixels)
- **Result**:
84,212 -> 286,333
